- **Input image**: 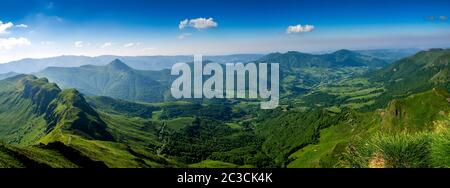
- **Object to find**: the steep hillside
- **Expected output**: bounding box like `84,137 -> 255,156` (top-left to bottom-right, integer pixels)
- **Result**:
0,75 -> 61,144
288,88 -> 450,168
380,88 -> 450,132
0,75 -> 112,144
372,48 -> 450,97
41,89 -> 114,142
0,74 -> 177,167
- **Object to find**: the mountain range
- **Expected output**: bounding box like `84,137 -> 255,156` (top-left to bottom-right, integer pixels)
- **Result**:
36,59 -> 173,102
0,48 -> 448,168
0,48 -> 418,75
29,49 -> 390,103
259,49 -> 389,69
356,48 -> 421,63
0,54 -> 264,74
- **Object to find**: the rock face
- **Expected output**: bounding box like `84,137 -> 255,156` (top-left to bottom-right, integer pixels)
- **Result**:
381,88 -> 450,132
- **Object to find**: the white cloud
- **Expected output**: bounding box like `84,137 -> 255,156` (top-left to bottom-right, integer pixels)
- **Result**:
189,18 -> 217,29
286,24 -> 315,34
0,21 -> 14,35
179,18 -> 218,30
177,33 -> 192,39
74,41 -> 84,48
16,24 -> 28,28
124,43 -> 135,48
179,19 -> 189,29
101,42 -> 113,48
0,37 -> 31,50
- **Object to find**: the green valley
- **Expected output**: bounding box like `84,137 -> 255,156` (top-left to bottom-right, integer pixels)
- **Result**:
0,49 -> 448,168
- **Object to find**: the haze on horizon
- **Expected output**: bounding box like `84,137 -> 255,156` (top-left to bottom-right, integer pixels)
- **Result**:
0,0 -> 449,63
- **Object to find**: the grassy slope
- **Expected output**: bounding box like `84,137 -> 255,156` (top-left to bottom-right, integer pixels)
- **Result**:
189,160 -> 240,168
1,49 -> 449,168
288,88 -> 450,168
0,75 -> 61,145
0,75 -> 180,168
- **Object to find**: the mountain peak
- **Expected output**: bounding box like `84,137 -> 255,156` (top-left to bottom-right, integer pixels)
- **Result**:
106,59 -> 131,71
43,87 -> 114,141
332,49 -> 356,56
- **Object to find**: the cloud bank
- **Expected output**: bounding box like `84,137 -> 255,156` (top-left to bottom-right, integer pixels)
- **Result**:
0,21 -> 14,35
0,37 -> 31,50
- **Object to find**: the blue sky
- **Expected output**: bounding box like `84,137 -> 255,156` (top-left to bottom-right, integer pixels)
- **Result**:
0,0 -> 449,63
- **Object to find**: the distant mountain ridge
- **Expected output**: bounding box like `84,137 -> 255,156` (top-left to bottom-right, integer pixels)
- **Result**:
0,72 -> 18,80
0,54 -> 264,74
258,49 -> 389,69
31,49 -> 392,102
255,49 -> 390,98
356,48 -> 421,63
0,49 -> 413,74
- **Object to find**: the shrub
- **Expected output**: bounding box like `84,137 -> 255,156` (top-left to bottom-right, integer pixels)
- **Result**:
343,132 -> 432,168
430,130 -> 450,167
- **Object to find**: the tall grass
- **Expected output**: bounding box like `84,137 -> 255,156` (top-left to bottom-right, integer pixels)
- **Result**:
343,132 -> 436,168
431,130 -> 450,167
343,129 -> 450,168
